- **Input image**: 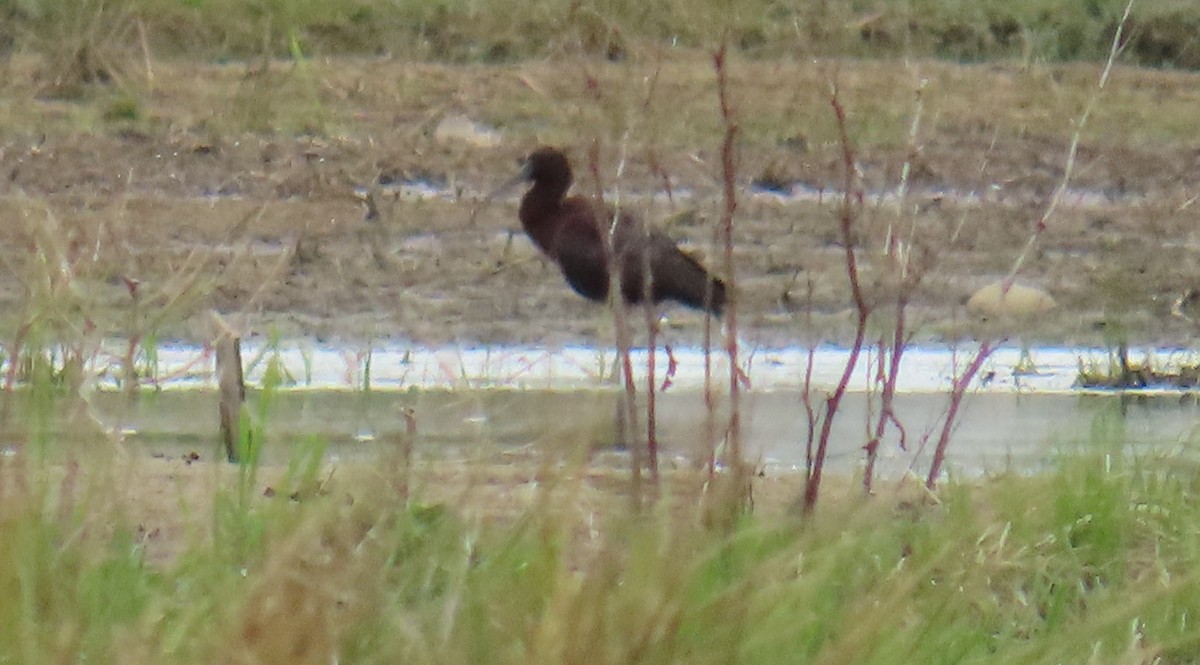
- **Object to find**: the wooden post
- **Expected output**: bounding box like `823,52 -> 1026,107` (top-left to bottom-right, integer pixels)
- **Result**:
211,313 -> 246,463
397,407 -> 416,504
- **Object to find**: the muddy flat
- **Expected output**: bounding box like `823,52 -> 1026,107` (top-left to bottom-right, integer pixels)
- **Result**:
0,54 -> 1197,349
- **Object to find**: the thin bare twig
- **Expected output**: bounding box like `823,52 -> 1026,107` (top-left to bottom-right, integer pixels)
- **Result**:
927,0 -> 1134,489
713,44 -> 744,480
864,78 -> 925,493
802,83 -> 872,514
1003,0 -> 1132,289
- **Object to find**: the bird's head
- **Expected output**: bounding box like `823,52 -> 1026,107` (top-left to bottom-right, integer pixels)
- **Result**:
484,147 -> 574,205
521,146 -> 573,191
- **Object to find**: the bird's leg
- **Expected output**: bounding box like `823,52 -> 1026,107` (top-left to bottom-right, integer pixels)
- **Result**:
707,316 -> 754,390
662,340 -> 679,392
606,349 -> 621,384
498,229 -> 514,267
489,230 -> 517,275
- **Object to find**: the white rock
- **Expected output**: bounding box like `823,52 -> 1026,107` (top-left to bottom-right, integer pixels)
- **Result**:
433,114 -> 502,148
967,281 -> 1056,319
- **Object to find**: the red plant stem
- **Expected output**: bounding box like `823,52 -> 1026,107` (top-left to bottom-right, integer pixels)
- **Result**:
863,342 -> 884,493
799,276 -> 818,473
645,307 -> 660,481
803,86 -> 870,514
627,154 -> 660,481
806,317 -> 868,513
648,150 -> 675,207
926,340 -> 995,488
124,333 -> 142,395
802,350 -> 817,472
864,296 -> 910,493
703,301 -> 717,479
619,343 -> 643,503
714,44 -> 742,473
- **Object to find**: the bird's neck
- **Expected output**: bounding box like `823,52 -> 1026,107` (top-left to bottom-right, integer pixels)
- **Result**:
519,181 -> 570,251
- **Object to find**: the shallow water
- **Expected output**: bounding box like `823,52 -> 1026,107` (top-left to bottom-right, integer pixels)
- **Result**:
376,178 -> 1139,211
5,342 -> 1199,479
97,388 -> 1200,477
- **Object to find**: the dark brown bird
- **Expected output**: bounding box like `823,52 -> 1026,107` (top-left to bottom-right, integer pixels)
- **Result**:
516,147 -> 726,315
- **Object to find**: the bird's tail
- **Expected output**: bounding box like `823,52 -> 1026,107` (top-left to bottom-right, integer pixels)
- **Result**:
659,251 -> 727,316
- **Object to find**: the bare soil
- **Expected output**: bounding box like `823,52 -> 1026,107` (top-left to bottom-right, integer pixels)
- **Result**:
0,55 -> 1198,349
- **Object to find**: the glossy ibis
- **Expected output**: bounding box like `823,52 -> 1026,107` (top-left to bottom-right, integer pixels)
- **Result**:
516,147 -> 726,315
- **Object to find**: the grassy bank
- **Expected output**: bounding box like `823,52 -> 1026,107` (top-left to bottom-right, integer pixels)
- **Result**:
0,0 -> 1196,69
3,430 -> 1200,664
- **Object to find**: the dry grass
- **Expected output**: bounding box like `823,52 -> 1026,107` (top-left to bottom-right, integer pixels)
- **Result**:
1,54 -> 1198,157
0,54 -> 1198,347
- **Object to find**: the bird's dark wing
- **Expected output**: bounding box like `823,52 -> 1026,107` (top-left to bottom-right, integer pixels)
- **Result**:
549,201 -> 611,303
643,229 -> 726,315
610,217 -> 726,314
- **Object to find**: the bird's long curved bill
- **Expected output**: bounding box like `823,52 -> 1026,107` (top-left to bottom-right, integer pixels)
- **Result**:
484,174 -> 525,203
484,160 -> 532,204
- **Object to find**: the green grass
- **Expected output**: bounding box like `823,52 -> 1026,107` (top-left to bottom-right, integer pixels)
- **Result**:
4,431 -> 1200,664
1,0 -> 1196,68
